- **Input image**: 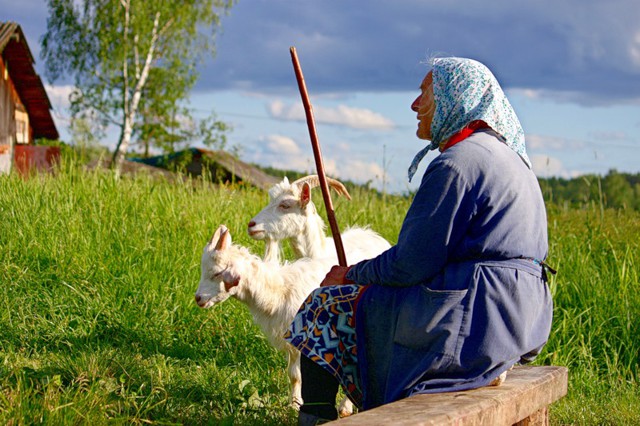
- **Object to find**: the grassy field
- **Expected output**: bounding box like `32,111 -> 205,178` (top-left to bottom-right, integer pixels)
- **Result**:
1,161 -> 638,425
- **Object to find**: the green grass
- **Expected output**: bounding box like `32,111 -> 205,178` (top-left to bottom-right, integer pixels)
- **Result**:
1,161 -> 638,424
542,206 -> 640,425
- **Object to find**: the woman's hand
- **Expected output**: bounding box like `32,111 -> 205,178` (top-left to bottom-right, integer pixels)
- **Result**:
320,265 -> 355,287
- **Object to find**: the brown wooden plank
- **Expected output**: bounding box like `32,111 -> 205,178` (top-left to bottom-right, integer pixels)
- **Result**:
329,365 -> 568,426
514,406 -> 548,426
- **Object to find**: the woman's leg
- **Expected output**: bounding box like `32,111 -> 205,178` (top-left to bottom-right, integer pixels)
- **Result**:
300,355 -> 339,421
286,284 -> 366,413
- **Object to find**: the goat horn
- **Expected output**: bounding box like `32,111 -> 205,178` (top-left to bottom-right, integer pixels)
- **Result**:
292,175 -> 352,201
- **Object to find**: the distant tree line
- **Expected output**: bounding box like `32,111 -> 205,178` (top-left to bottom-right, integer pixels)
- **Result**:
35,141 -> 639,211
539,170 -> 640,211
258,166 -> 640,210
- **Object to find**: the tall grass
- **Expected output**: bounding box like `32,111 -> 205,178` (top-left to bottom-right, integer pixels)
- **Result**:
543,206 -> 640,424
1,161 -> 638,424
0,162 -> 294,424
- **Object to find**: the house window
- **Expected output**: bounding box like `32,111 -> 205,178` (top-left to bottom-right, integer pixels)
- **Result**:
15,107 -> 29,144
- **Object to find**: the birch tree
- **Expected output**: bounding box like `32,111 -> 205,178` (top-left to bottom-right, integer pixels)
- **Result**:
41,0 -> 233,177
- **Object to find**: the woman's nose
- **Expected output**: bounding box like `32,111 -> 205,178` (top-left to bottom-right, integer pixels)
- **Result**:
411,95 -> 420,112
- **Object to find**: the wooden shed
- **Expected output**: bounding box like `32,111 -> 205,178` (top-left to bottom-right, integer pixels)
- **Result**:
130,148 -> 281,190
1,21 -> 59,174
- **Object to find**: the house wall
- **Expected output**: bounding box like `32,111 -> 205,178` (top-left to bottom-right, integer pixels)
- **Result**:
0,144 -> 10,173
0,56 -> 15,147
0,56 -> 14,173
1,55 -> 37,174
13,145 -> 61,175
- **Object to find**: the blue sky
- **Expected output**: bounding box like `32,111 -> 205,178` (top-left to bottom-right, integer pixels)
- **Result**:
4,0 -> 640,194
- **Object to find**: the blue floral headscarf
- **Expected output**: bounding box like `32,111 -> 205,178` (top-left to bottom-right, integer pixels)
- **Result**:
408,57 -> 531,182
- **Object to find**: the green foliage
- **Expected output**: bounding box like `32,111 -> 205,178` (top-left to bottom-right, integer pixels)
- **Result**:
41,0 -> 234,158
138,98 -> 232,156
0,162 -> 638,423
540,170 -> 640,211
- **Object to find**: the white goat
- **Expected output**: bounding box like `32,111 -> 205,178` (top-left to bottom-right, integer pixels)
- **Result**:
248,175 -> 392,264
246,176 -> 390,416
194,225 -> 337,410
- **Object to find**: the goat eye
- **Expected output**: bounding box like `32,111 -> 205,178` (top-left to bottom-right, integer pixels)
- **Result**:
213,266 -> 228,279
279,202 -> 291,210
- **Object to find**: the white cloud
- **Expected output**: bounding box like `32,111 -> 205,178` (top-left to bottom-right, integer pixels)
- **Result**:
630,31 -> 640,67
246,134 -> 312,172
45,84 -> 73,109
318,141 -> 387,187
326,157 -> 386,185
244,133 -> 388,190
588,130 -> 628,142
531,154 -> 582,178
268,101 -> 395,130
511,88 -> 613,107
319,155 -> 391,193
264,134 -> 301,155
272,156 -> 313,173
526,134 -> 585,151
509,87 -> 640,107
319,105 -> 395,130
531,155 -> 564,177
509,89 -> 543,100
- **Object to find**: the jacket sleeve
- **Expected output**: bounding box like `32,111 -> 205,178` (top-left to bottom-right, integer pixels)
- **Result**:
346,158 -> 475,287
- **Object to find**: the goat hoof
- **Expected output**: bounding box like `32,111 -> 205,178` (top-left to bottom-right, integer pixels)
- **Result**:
290,398 -> 303,411
490,370 -> 508,386
338,409 -> 352,418
338,397 -> 354,417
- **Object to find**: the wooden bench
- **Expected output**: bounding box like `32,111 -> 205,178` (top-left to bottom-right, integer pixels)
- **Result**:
329,365 -> 568,426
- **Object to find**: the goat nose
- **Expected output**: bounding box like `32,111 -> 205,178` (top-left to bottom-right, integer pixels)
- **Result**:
195,294 -> 201,303
248,220 -> 256,228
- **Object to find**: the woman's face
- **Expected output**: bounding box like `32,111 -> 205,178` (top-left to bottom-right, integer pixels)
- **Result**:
411,71 -> 435,140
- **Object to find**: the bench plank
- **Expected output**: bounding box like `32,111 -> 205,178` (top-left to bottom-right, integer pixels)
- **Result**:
330,365 -> 568,426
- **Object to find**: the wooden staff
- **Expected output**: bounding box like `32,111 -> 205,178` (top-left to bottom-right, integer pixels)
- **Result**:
289,46 -> 347,267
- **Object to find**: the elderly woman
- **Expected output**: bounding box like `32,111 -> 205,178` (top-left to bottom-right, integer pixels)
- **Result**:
284,57 -> 554,424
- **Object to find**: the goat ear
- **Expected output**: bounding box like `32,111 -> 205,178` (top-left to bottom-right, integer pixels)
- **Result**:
300,182 -> 311,208
209,225 -> 223,245
210,225 -> 230,250
215,226 -> 232,251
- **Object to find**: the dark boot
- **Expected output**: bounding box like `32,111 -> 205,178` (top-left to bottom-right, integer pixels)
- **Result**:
298,410 -> 334,426
299,355 -> 339,423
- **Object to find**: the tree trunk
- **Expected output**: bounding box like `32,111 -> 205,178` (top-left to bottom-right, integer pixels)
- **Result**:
111,10 -> 162,179
113,117 -> 134,179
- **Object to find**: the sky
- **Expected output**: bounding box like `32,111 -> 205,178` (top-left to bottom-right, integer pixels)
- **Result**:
3,0 -> 640,194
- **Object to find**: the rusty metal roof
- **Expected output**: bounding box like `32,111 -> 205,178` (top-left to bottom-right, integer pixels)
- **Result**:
0,21 -> 59,140
197,148 -> 281,190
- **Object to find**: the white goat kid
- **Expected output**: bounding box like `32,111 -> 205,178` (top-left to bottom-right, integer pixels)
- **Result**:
248,175 -> 391,264
194,225 -> 335,409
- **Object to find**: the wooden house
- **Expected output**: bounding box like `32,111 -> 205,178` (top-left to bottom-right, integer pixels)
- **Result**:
1,21 -> 59,174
